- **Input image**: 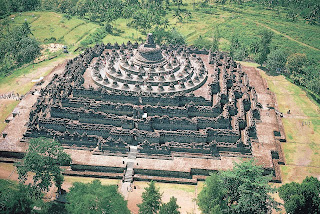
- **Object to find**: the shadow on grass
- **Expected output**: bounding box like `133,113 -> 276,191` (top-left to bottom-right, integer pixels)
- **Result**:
257,66 -> 281,76
44,201 -> 67,214
111,27 -> 125,37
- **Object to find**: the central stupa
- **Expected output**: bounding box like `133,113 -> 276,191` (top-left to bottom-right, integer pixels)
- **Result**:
133,33 -> 166,66
91,33 -> 208,94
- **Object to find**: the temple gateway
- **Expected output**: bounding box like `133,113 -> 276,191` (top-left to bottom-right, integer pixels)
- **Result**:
24,33 -> 285,184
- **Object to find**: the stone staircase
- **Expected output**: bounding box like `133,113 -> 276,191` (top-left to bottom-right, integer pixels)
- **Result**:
124,146 -> 137,182
120,145 -> 138,199
123,162 -> 134,182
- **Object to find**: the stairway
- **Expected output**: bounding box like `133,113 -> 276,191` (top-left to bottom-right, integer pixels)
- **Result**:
128,146 -> 137,159
120,145 -> 138,198
123,162 -> 134,182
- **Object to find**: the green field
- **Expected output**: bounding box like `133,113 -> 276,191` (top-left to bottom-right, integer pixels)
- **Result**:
98,3 -> 319,62
64,176 -> 120,186
6,12 -> 99,46
0,100 -> 19,132
174,4 -> 319,60
63,22 -> 98,45
4,5 -> 319,62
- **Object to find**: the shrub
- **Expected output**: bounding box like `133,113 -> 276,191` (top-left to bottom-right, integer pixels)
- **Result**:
286,53 -> 308,75
266,48 -> 288,73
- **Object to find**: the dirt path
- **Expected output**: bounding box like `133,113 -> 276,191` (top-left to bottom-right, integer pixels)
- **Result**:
254,21 -> 320,51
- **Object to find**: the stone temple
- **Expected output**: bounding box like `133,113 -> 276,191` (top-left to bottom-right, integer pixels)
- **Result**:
21,33 -> 285,184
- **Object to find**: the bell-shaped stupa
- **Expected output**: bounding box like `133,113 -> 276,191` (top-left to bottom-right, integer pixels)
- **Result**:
133,33 -> 166,67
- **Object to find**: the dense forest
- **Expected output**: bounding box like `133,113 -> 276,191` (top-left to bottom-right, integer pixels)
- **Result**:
0,22 -> 40,74
0,0 -> 319,98
1,0 -> 319,24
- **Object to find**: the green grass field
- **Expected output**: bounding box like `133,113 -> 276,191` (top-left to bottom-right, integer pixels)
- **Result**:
170,3 -> 320,61
64,22 -> 98,45
64,176 -> 120,186
4,5 -> 319,62
3,12 -> 99,47
31,12 -> 85,42
0,100 -> 19,133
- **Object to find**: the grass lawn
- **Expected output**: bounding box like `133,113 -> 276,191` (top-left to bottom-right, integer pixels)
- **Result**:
133,181 -> 196,193
64,22 -> 99,45
165,2 -> 320,62
0,162 -> 16,172
0,54 -> 73,94
156,182 -> 196,193
2,11 -> 99,49
0,100 -> 19,133
64,176 -> 120,186
30,12 -> 85,44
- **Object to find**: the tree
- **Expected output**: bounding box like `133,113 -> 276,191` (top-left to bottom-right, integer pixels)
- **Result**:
66,180 -> 130,214
197,159 -> 279,214
138,181 -> 162,214
173,9 -> 183,23
229,33 -> 247,61
0,0 -> 8,18
159,196 -> 180,214
193,35 -> 211,49
152,28 -> 186,45
0,21 -> 40,75
130,10 -> 152,33
306,4 -> 320,25
221,159 -> 279,214
152,27 -> 168,44
16,138 -> 71,192
266,48 -> 287,73
252,30 -> 273,66
286,7 -> 298,22
286,53 -> 307,75
197,173 -> 227,214
167,28 -> 185,45
211,25 -> 220,52
279,176 -> 320,214
42,201 -> 68,214
229,34 -> 241,58
16,37 -> 41,64
0,179 -> 41,214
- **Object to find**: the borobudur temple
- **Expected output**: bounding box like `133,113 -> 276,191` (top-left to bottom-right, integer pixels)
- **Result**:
22,33 -> 285,184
